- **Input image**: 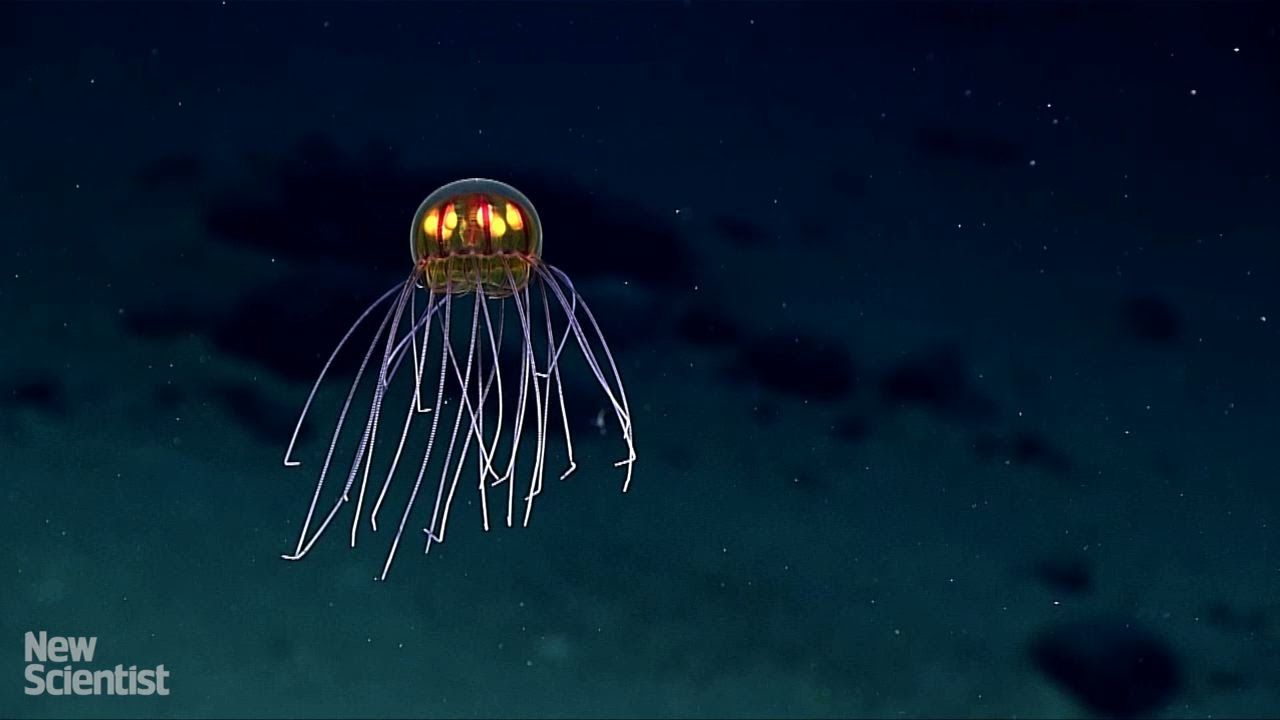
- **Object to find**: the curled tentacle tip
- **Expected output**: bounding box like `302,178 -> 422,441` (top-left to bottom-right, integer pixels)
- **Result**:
283,460 -> 301,467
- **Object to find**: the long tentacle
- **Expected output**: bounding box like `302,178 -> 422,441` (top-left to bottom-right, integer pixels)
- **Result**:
353,288 -> 440,546
282,281 -> 404,467
525,282 -> 554,526
342,272 -> 421,515
536,264 -> 636,491
540,277 -> 577,481
422,283 -> 483,554
476,292 -> 506,486
293,273 -> 425,559
494,266 -> 533,526
284,271 -> 417,560
380,287 -> 453,580
506,280 -> 548,526
370,288 -> 439,531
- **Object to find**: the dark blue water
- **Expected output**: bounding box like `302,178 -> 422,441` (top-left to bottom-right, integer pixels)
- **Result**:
3,3 -> 1279,718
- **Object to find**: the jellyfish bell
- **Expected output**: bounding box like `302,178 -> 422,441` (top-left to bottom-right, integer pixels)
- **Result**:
411,178 -> 544,298
281,178 -> 635,580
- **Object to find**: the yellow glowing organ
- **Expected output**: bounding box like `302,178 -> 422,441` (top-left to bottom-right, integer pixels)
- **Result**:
505,203 -> 524,230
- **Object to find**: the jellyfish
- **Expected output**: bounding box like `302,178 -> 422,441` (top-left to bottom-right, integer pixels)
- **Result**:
280,178 -> 635,579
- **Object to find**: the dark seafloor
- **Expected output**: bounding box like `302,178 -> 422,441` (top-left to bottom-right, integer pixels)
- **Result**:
2,3 -> 1279,718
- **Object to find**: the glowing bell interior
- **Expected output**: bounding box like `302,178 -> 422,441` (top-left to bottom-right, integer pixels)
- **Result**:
409,178 -> 544,297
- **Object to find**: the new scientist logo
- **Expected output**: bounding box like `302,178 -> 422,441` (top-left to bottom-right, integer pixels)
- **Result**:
24,631 -> 170,696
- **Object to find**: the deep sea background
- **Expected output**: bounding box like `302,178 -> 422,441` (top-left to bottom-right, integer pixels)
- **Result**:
2,2 -> 1279,718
